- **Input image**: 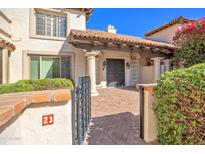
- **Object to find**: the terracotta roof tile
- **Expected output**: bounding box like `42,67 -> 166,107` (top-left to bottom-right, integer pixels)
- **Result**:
70,29 -> 174,49
0,38 -> 15,51
145,16 -> 193,37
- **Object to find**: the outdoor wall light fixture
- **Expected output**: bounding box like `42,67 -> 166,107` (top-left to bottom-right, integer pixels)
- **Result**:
102,60 -> 106,70
126,62 -> 130,69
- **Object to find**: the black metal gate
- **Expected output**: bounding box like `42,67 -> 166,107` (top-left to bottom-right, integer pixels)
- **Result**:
139,86 -> 144,139
72,76 -> 91,145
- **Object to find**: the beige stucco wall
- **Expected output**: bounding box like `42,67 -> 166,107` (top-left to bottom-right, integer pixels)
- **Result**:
0,100 -> 72,145
0,10 -> 12,41
0,8 -> 87,83
141,66 -> 154,84
146,23 -> 181,44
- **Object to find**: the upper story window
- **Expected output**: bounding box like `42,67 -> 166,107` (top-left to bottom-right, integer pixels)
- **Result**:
36,12 -> 67,38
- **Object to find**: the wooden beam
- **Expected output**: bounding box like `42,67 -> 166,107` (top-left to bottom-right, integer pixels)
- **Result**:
126,45 -> 134,50
73,40 -> 80,45
152,47 -> 160,52
105,42 -> 117,47
117,43 -> 128,49
134,45 -> 140,49
91,41 -> 103,46
144,46 -> 151,50
162,49 -> 172,54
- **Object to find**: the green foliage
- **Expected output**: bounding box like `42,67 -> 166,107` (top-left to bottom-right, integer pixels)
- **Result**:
0,78 -> 74,94
153,63 -> 205,144
174,34 -> 205,68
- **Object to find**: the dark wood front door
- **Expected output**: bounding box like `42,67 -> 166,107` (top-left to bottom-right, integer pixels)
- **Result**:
106,59 -> 125,87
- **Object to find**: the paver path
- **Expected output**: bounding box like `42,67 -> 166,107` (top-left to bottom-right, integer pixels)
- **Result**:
84,86 -> 147,145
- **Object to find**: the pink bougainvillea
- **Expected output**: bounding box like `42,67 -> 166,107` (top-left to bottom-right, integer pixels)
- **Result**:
173,17 -> 205,68
174,17 -> 205,40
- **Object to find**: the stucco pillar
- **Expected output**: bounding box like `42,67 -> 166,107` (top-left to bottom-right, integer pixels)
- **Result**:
85,51 -> 99,96
151,57 -> 163,82
7,51 -> 11,83
163,59 -> 171,72
1,48 -> 9,84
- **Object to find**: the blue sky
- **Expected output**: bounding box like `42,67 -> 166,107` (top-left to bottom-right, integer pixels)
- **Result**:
87,8 -> 205,38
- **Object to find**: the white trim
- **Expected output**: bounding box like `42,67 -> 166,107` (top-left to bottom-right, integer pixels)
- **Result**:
0,10 -> 12,23
29,8 -> 68,41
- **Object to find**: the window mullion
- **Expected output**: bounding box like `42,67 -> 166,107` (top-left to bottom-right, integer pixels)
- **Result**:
60,57 -> 62,78
45,14 -> 47,36
51,15 -> 53,37
40,56 -> 42,79
56,16 -> 59,37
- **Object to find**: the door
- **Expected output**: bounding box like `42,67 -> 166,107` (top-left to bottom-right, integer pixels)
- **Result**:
106,59 -> 125,87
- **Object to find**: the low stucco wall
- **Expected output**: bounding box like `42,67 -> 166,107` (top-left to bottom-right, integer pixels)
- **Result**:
144,88 -> 157,142
137,84 -> 158,143
0,89 -> 73,145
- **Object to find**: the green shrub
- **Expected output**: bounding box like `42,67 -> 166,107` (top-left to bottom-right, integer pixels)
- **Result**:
0,78 -> 74,94
153,63 -> 205,144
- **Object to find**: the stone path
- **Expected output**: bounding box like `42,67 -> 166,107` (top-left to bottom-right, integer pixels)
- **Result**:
84,86 -> 148,145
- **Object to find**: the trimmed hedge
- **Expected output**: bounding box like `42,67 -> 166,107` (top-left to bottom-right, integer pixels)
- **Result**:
153,63 -> 205,144
0,78 -> 74,94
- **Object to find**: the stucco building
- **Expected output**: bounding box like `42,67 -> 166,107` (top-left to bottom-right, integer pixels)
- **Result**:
0,9 -> 191,95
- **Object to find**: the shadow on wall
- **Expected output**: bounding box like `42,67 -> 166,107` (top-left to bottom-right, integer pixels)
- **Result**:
85,112 -> 146,145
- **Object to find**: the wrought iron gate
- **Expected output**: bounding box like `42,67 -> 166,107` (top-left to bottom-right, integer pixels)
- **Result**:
72,76 -> 91,145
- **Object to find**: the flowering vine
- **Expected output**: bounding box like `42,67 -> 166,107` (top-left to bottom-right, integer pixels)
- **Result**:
174,17 -> 205,41
173,17 -> 205,68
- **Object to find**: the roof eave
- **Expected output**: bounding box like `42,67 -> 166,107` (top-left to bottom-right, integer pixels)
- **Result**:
145,16 -> 192,37
69,30 -> 175,54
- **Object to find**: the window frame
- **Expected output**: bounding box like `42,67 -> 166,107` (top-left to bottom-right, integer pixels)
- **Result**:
36,12 -> 67,38
30,8 -> 68,41
29,55 -> 71,80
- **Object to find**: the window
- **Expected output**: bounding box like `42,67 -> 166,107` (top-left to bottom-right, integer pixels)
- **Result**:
130,60 -> 139,84
36,12 -> 67,37
30,55 -> 71,79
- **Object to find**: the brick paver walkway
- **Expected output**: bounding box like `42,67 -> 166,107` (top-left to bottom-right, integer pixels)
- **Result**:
84,86 -> 147,145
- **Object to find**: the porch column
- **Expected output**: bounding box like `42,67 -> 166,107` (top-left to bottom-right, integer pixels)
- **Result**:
85,51 -> 99,96
1,48 -> 9,84
163,59 -> 171,72
151,57 -> 163,82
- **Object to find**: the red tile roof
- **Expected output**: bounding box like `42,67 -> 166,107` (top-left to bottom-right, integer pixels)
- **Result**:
70,29 -> 175,50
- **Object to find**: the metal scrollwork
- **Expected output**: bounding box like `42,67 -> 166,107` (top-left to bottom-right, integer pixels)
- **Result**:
72,76 -> 91,145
